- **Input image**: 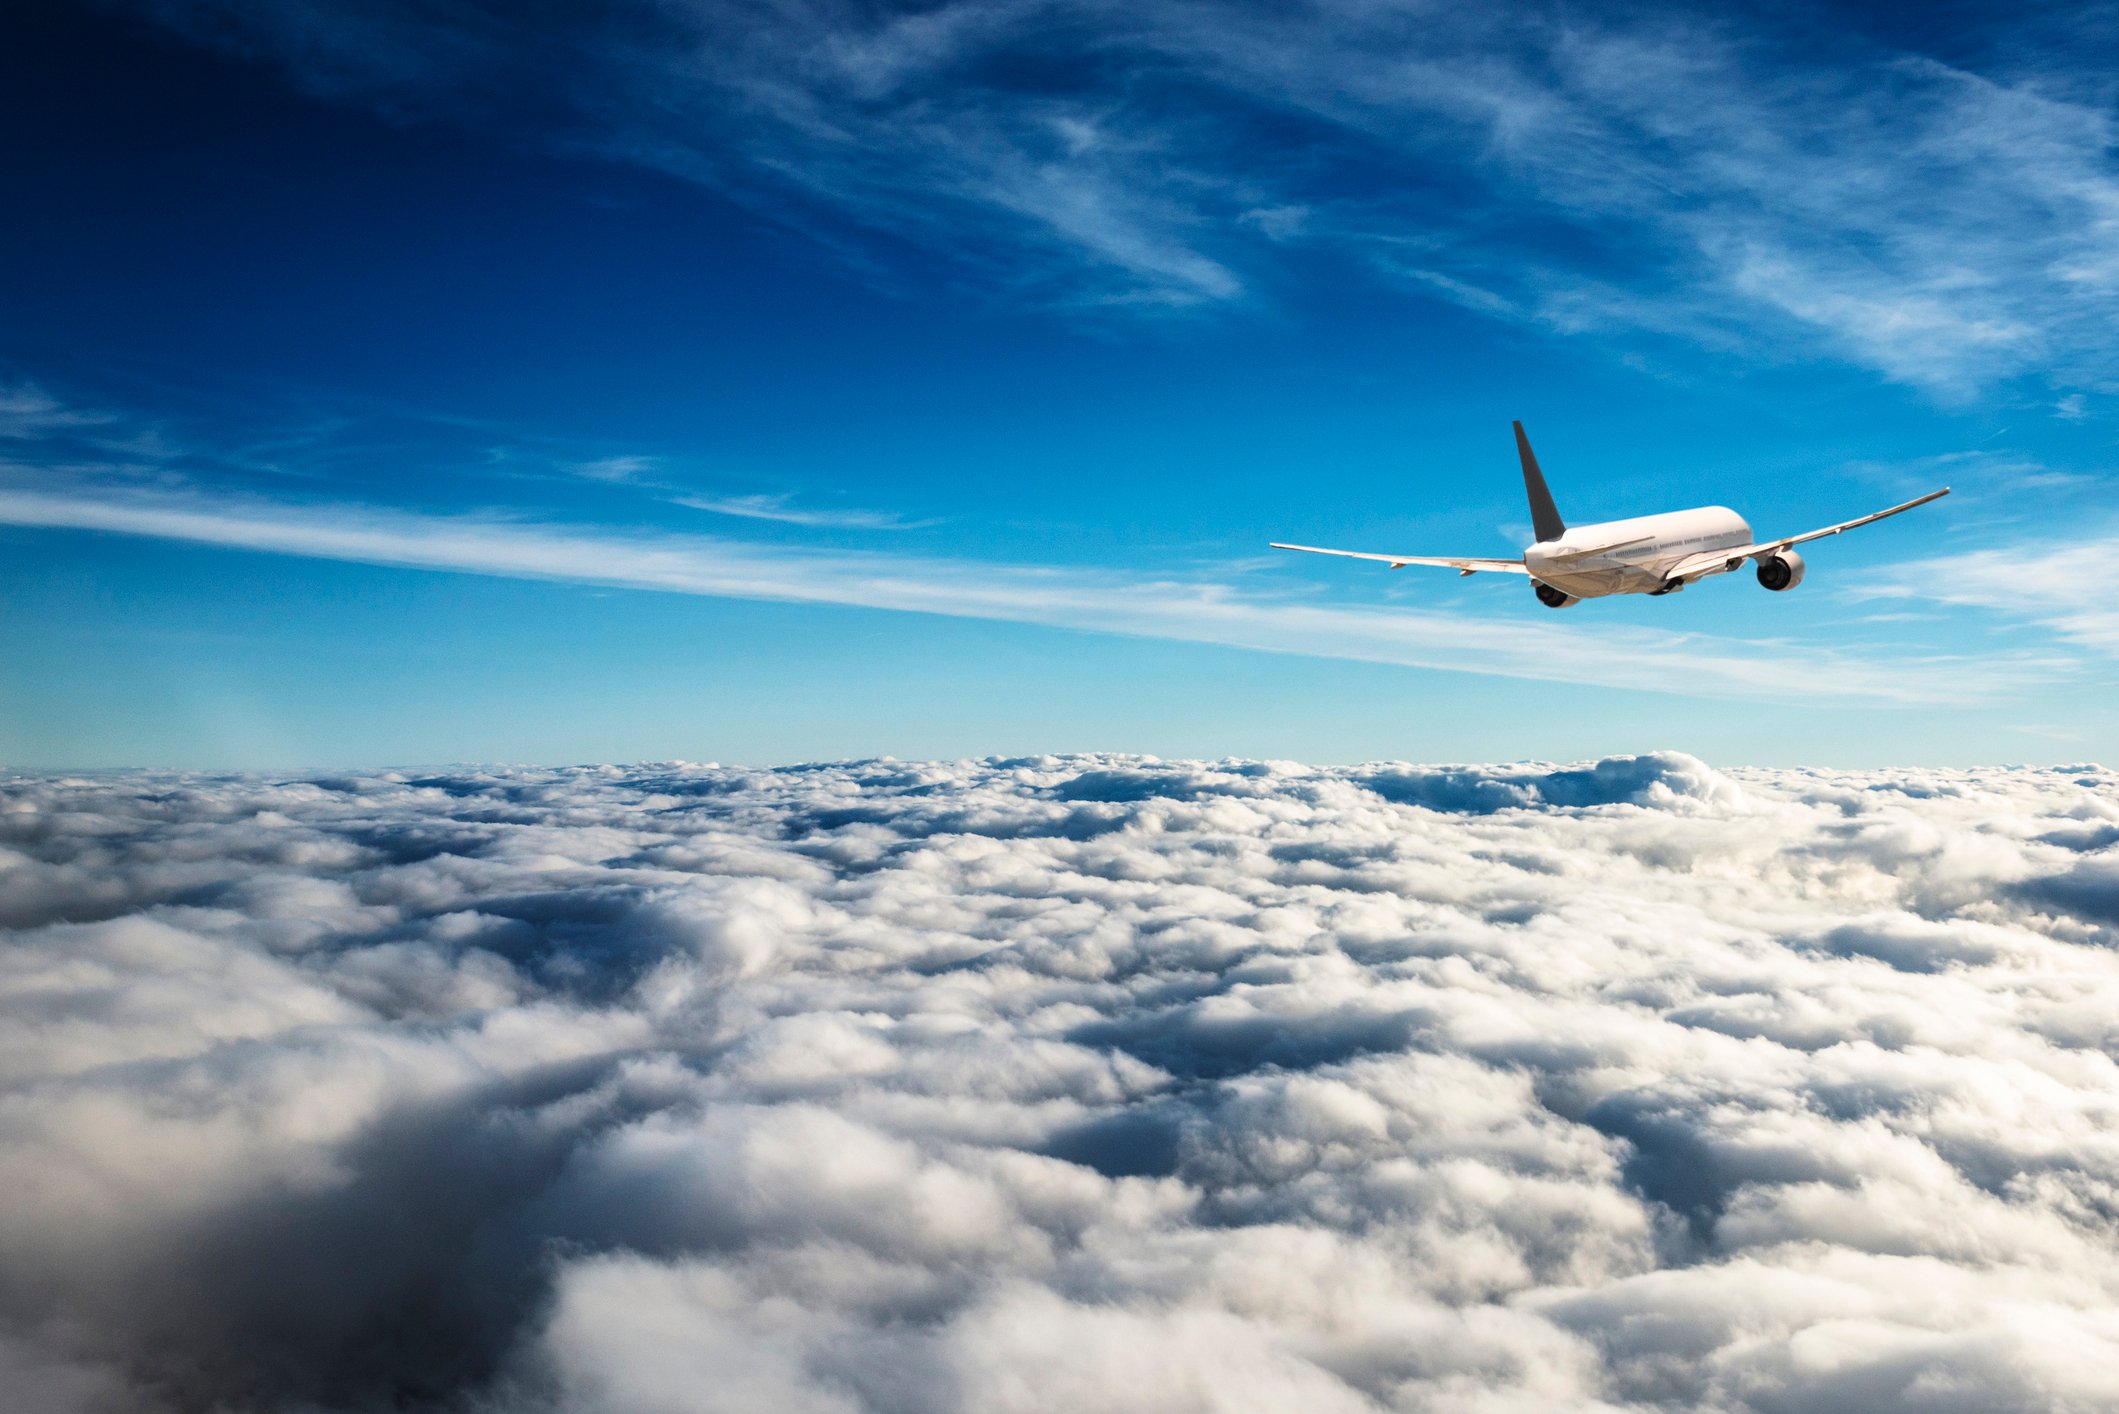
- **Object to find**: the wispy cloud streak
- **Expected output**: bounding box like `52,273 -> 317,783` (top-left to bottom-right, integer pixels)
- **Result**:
670,491 -> 930,530
1871,532 -> 2119,655
0,483 -> 2032,703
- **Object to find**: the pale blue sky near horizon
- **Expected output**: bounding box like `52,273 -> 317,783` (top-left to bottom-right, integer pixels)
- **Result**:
3,0 -> 2115,769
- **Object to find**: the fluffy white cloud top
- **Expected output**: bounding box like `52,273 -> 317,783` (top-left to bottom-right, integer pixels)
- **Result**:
3,752 -> 2118,1411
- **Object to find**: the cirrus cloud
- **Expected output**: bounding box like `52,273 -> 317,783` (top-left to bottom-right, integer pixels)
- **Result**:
121,0 -> 2119,394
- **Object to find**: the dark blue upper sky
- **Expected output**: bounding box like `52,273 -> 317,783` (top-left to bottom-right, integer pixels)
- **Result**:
3,0 -> 2116,766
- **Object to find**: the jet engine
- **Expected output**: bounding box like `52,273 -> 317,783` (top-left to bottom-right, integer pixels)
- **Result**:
1755,550 -> 1806,592
1533,581 -> 1580,609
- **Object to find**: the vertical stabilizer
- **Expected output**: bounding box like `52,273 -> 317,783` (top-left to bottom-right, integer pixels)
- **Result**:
1513,421 -> 1566,543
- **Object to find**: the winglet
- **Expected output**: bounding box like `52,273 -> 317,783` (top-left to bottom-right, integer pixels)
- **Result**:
1513,421 -> 1566,543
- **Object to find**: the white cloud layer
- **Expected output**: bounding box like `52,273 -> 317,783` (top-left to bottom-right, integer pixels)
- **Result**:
4,752 -> 2119,1410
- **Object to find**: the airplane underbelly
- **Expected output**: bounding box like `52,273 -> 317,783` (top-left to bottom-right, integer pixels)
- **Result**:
1528,508 -> 1753,597
1537,562 -> 1663,597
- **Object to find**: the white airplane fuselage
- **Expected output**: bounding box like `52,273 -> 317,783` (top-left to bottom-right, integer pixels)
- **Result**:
1269,420 -> 1949,606
1524,505 -> 1752,598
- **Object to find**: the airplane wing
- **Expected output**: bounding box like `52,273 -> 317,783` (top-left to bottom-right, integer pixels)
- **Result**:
1664,487 -> 1951,581
1270,543 -> 1529,576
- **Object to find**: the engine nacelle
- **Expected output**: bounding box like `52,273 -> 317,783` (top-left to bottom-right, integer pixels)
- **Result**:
1533,581 -> 1580,609
1756,550 -> 1806,592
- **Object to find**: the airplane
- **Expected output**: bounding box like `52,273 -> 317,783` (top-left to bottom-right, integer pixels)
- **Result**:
1272,422 -> 1949,607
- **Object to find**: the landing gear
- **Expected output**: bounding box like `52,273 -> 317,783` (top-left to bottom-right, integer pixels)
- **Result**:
1533,582 -> 1579,609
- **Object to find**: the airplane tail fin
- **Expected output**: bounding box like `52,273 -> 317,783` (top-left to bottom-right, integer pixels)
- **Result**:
1513,421 -> 1566,543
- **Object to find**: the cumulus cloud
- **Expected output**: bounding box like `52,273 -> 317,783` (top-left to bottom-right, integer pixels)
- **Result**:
3,753 -> 2119,1410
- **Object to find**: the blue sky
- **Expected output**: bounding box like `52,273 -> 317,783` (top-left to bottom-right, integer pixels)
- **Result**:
3,0 -> 2116,768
